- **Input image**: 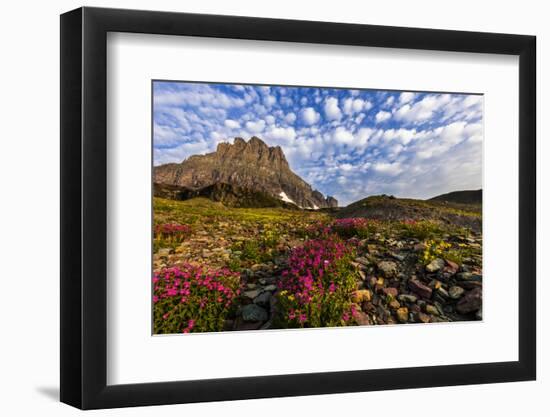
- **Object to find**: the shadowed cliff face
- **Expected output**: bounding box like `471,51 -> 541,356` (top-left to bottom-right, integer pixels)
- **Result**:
154,136 -> 338,209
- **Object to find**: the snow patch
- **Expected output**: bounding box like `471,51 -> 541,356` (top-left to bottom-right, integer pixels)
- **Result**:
279,191 -> 296,205
312,204 -> 319,210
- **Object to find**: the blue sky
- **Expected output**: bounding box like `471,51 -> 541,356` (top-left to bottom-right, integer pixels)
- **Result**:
153,81 -> 483,206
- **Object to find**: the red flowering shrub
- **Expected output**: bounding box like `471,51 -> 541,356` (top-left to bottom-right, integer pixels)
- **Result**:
304,218 -> 375,240
332,218 -> 373,239
153,264 -> 241,334
303,221 -> 333,238
276,237 -> 359,328
155,223 -> 192,242
154,223 -> 192,252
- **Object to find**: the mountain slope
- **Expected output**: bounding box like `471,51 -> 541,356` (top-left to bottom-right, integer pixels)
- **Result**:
429,189 -> 482,205
154,136 -> 337,209
337,194 -> 481,232
153,182 -> 300,209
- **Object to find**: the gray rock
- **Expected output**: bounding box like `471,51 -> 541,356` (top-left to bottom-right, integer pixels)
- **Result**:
378,261 -> 398,277
456,272 -> 482,282
263,284 -> 277,292
241,268 -> 254,278
241,304 -> 268,322
398,294 -> 418,303
456,287 -> 482,314
391,252 -> 406,262
243,289 -> 261,300
426,258 -> 445,273
157,248 -> 172,257
425,304 -> 439,316
253,291 -> 272,307
436,287 -> 449,298
449,286 -> 465,299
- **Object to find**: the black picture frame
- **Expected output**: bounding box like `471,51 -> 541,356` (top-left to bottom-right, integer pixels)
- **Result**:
60,6 -> 536,410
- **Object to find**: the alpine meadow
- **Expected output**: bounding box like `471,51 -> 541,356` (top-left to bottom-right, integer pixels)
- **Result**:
152,81 -> 483,334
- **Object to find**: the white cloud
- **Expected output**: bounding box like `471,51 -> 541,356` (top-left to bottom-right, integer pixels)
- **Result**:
375,110 -> 392,123
285,112 -> 297,123
300,97 -> 308,106
264,94 -> 277,107
265,115 -> 276,125
281,97 -> 293,107
245,120 -> 266,133
324,97 -> 342,121
357,127 -> 373,142
154,84 -> 246,109
224,119 -> 240,129
372,161 -> 403,176
333,127 -> 354,144
264,126 -> 297,145
399,92 -> 416,104
301,107 -> 320,125
380,128 -> 417,145
394,94 -> 452,123
153,140 -> 213,165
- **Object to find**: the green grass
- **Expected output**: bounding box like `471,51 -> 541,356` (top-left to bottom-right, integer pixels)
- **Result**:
354,195 -> 482,218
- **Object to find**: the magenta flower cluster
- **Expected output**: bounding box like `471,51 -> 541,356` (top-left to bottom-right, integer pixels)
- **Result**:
277,236 -> 358,328
306,218 -> 374,240
155,223 -> 192,237
333,218 -> 370,229
153,264 -> 241,334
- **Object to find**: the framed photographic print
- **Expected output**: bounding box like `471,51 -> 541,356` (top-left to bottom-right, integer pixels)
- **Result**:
60,6 -> 536,409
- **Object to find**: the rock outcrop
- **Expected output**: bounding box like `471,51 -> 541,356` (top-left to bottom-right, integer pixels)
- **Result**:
154,136 -> 337,209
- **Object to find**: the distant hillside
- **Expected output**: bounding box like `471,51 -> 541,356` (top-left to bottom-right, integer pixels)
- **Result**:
153,182 -> 300,209
154,136 -> 337,209
429,189 -> 482,205
337,194 -> 481,232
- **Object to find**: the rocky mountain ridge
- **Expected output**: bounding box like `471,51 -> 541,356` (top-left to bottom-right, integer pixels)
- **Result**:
154,136 -> 337,209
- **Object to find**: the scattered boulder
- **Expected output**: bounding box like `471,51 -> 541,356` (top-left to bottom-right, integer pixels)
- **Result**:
377,261 -> 398,277
449,286 -> 465,300
243,289 -> 261,300
354,311 -> 372,326
444,259 -> 459,274
355,257 -> 370,267
426,258 -> 445,273
417,312 -> 431,323
253,291 -> 272,307
157,248 -> 172,257
425,304 -> 439,316
351,289 -> 372,303
456,287 -> 482,314
396,307 -> 409,323
409,279 -> 433,299
382,287 -> 399,297
241,304 -> 268,322
398,294 -> 418,303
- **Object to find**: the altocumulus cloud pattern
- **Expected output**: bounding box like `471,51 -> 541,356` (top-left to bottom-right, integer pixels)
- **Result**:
153,81 -> 483,205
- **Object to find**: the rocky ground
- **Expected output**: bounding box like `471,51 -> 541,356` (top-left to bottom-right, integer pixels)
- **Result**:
153,196 -> 482,332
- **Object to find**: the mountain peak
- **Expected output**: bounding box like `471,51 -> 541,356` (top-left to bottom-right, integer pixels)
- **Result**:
154,136 -> 338,209
248,136 -> 268,146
